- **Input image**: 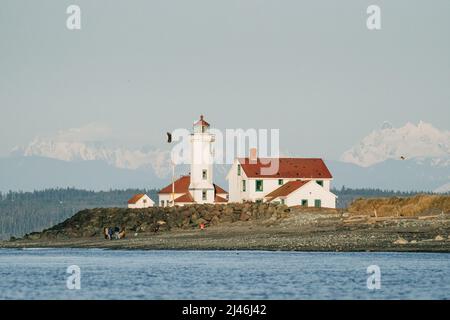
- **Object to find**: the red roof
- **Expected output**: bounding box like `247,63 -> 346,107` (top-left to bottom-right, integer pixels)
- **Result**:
214,184 -> 227,194
214,195 -> 228,203
159,175 -> 228,195
158,175 -> 191,194
194,115 -> 210,127
128,194 -> 145,204
174,193 -> 194,203
238,158 -> 332,179
159,174 -> 228,204
264,180 -> 311,201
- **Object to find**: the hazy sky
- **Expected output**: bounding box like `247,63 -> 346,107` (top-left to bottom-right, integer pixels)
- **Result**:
1,0 -> 449,159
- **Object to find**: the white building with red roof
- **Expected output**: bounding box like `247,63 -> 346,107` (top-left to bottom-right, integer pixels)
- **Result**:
127,193 -> 155,209
158,116 -> 229,207
226,154 -> 337,208
159,175 -> 228,206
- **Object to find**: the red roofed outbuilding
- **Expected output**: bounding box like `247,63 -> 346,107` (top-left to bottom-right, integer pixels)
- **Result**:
127,193 -> 155,209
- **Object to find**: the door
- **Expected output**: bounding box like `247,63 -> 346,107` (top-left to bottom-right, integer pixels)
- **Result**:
314,199 -> 321,208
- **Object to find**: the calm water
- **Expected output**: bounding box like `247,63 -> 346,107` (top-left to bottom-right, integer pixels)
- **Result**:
0,249 -> 449,299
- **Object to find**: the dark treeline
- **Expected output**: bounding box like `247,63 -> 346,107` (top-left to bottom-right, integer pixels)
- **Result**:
0,188 -> 158,240
0,187 -> 441,240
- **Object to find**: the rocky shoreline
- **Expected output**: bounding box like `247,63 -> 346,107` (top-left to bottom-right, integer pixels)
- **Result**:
2,226 -> 450,252
2,197 -> 450,252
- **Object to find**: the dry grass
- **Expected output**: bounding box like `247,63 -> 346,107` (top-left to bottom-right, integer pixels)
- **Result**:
348,195 -> 450,217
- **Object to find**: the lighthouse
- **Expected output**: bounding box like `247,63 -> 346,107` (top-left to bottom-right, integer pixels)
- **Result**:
158,115 -> 228,206
188,115 -> 215,203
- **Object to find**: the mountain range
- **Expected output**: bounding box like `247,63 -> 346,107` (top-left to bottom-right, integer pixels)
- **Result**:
1,121 -> 449,193
341,121 -> 450,167
13,137 -> 171,176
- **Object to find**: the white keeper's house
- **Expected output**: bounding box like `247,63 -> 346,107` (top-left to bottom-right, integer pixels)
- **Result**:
226,154 -> 337,208
158,115 -> 229,207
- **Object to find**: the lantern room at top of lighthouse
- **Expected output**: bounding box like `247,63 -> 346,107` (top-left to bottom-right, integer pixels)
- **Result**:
193,115 -> 210,134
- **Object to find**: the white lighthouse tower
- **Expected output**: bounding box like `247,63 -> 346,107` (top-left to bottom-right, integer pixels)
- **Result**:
189,115 -> 215,204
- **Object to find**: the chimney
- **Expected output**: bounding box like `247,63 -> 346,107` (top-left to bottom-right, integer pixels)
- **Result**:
249,148 -> 258,163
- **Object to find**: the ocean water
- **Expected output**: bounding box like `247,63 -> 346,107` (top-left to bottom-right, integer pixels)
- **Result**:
0,249 -> 449,300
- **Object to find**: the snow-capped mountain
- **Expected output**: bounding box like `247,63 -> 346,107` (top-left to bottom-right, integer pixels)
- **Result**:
6,121 -> 232,191
434,182 -> 450,193
341,121 -> 450,167
3,121 -> 449,193
14,137 -> 171,178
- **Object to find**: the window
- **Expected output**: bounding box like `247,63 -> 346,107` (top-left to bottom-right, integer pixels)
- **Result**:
255,199 -> 263,204
143,199 -> 147,204
314,199 -> 321,208
281,199 -> 285,205
301,199 -> 308,207
255,180 -> 263,192
242,180 -> 246,192
202,169 -> 207,180
278,179 -> 284,185
160,200 -> 164,207
202,190 -> 207,201
237,164 -> 241,176
316,180 -> 324,187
